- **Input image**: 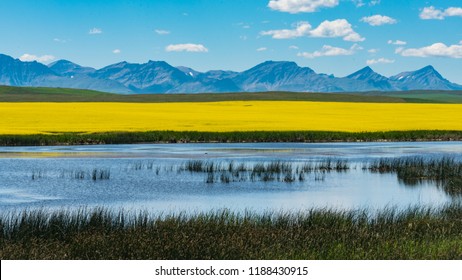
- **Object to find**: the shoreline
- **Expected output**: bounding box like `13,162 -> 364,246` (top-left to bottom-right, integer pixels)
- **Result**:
1,130 -> 462,146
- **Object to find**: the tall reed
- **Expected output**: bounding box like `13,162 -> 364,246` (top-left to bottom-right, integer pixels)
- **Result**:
1,205 -> 461,259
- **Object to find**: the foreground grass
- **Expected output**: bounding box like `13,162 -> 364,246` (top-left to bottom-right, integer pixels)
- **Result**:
1,206 -> 461,259
1,130 -> 462,146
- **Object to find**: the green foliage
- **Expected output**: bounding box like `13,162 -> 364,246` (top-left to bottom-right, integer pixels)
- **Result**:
1,130 -> 462,146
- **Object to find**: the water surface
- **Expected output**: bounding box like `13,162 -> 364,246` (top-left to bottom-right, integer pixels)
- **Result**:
0,142 -> 461,213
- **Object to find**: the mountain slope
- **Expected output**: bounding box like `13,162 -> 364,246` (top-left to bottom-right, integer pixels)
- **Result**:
48,60 -> 95,76
0,54 -> 57,86
92,60 -> 194,93
346,66 -> 396,91
1,53 -> 462,93
390,65 -> 462,90
173,67 -> 239,93
0,54 -> 131,93
233,61 -> 344,92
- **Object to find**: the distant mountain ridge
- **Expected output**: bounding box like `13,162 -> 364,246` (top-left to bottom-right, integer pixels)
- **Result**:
346,66 -> 395,91
48,60 -> 96,76
389,65 -> 461,91
0,53 -> 461,94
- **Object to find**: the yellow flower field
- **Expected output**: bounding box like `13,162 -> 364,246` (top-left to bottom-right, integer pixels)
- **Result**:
1,101 -> 462,134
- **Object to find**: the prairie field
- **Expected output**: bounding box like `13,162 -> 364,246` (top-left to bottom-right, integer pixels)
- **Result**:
1,101 -> 462,134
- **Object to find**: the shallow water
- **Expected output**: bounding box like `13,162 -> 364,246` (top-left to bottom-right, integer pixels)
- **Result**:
0,142 -> 461,213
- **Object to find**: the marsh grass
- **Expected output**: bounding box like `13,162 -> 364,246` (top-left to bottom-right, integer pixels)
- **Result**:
61,169 -> 110,181
1,205 -> 461,259
91,169 -> 110,181
2,130 -> 462,146
31,170 -> 45,180
367,157 -> 462,196
178,159 -> 349,184
126,161 -> 156,171
123,157 -> 461,194
32,169 -> 111,180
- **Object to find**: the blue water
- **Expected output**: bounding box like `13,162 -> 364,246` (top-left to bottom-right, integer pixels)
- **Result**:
0,142 -> 461,213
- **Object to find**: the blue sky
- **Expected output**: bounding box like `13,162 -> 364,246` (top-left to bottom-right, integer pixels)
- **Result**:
1,0 -> 462,83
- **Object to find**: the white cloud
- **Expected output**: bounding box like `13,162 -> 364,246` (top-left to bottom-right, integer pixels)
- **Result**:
445,7 -> 462,17
352,0 -> 365,7
309,19 -> 365,41
368,48 -> 379,53
113,49 -> 121,54
89,28 -> 102,35
395,47 -> 405,53
361,15 -> 397,26
261,19 -> 364,42
155,29 -> 170,35
260,21 -> 312,39
19,54 -> 56,63
268,0 -> 339,13
420,6 -> 462,20
419,6 -> 445,19
396,42 -> 462,58
165,43 -> 209,53
53,38 -> 66,43
256,47 -> 268,52
297,44 -> 361,58
352,0 -> 380,7
366,58 -> 395,65
388,40 -> 407,45
289,45 -> 299,49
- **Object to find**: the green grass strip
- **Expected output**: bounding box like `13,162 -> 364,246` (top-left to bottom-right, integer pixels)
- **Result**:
3,85 -> 462,103
1,130 -> 462,146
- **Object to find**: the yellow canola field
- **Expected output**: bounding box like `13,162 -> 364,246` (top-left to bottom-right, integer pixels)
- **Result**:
1,101 -> 462,134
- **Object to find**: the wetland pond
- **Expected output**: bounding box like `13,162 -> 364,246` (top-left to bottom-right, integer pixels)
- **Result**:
1,142 -> 462,214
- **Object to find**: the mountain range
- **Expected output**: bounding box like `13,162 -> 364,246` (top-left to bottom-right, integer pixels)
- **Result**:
1,53 -> 461,94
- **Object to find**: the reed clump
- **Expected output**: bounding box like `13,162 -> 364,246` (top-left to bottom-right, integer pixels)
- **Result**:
179,159 -> 349,184
57,169 -> 111,181
31,169 -> 111,181
367,157 -> 462,195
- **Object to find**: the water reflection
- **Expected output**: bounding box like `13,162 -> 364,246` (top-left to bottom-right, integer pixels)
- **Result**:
0,142 -> 461,213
